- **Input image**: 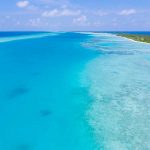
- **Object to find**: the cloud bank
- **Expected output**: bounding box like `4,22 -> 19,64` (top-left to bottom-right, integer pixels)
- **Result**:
16,1 -> 30,8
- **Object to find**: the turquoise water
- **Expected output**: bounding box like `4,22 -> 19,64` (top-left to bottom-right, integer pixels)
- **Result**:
0,32 -> 150,150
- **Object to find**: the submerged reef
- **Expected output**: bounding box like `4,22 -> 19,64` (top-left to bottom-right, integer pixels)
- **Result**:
16,144 -> 31,150
8,85 -> 29,99
32,72 -> 40,76
40,109 -> 52,117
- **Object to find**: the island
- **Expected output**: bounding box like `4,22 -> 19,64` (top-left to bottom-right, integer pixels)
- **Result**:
116,33 -> 150,44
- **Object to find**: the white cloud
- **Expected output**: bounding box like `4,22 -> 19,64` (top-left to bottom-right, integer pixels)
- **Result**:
92,22 -> 104,27
73,15 -> 87,24
96,11 -> 108,16
28,18 -> 41,27
16,21 -> 21,25
44,0 -> 70,4
5,15 -> 10,19
119,9 -> 136,16
16,1 -> 30,8
27,5 -> 38,11
60,9 -> 80,16
42,9 -> 59,17
42,9 -> 81,17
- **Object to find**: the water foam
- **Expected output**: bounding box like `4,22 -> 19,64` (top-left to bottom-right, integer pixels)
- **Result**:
0,32 -> 59,43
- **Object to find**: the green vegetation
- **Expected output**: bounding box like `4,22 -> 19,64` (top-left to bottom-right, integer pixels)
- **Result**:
117,33 -> 150,44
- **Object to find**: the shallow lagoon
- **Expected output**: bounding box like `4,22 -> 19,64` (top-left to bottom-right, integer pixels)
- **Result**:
0,32 -> 150,150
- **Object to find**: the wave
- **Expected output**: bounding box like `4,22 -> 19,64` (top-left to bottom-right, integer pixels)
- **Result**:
0,32 -> 59,43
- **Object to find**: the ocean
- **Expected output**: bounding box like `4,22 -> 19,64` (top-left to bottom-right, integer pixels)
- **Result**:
0,32 -> 150,150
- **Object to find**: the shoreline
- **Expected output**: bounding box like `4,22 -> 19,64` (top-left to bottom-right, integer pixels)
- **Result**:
81,32 -> 150,45
116,33 -> 150,45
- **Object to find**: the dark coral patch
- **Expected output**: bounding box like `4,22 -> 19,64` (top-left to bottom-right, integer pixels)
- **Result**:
16,144 -> 30,150
32,72 -> 40,76
40,109 -> 52,117
8,86 -> 29,99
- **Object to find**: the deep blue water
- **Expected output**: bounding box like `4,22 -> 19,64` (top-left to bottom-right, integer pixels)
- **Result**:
0,32 -> 150,150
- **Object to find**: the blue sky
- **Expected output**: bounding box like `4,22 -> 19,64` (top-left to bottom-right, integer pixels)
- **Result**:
0,0 -> 150,31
